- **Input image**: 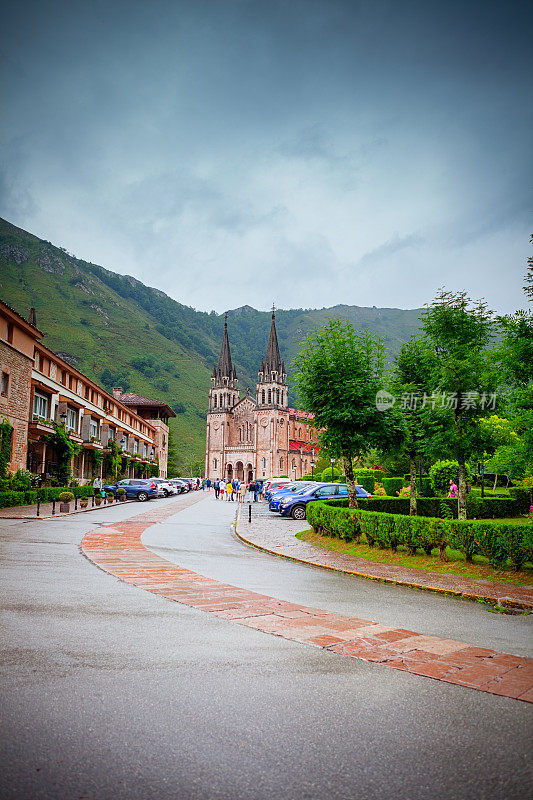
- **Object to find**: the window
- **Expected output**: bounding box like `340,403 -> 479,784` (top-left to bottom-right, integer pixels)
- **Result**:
214,394 -> 217,408
133,440 -> 138,455
262,390 -> 265,404
1,372 -> 8,397
66,408 -> 77,431
6,323 -> 13,344
279,458 -> 283,470
33,392 -> 49,419
142,443 -> 147,458
315,486 -> 335,497
89,420 -> 99,439
268,389 -> 272,403
214,458 -> 218,470
262,457 -> 266,469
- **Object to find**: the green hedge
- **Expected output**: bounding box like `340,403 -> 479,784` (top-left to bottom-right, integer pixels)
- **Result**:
327,495 -> 519,519
382,477 -> 404,496
307,501 -> 533,569
509,486 -> 532,513
357,476 -> 375,494
0,485 -> 93,509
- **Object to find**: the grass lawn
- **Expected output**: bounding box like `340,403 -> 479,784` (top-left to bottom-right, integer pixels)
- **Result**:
296,529 -> 533,587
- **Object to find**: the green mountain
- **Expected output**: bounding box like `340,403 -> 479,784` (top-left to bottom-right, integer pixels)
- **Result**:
0,217 -> 423,470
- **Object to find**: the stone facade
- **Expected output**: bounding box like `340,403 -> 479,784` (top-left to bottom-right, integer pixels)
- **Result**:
0,315 -> 38,472
205,312 -> 316,481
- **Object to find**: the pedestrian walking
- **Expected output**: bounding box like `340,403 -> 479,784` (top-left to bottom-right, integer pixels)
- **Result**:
93,476 -> 102,496
238,482 -> 247,503
206,479 -> 212,491
448,479 -> 458,499
201,479 -> 206,491
214,479 -> 220,499
226,481 -> 234,501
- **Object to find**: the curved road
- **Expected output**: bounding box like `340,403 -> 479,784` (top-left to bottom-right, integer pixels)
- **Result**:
1,493 -> 531,800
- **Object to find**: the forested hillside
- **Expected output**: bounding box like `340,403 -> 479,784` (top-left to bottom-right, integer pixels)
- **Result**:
0,217 -> 422,469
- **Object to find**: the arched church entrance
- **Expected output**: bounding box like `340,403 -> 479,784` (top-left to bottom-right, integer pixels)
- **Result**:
226,463 -> 233,479
247,463 -> 253,482
235,461 -> 244,480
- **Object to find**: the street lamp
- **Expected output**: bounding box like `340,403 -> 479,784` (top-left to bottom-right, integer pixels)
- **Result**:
59,411 -> 67,426
121,436 -> 127,450
311,457 -> 315,480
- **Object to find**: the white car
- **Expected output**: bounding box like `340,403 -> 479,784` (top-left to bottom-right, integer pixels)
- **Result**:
149,478 -> 177,497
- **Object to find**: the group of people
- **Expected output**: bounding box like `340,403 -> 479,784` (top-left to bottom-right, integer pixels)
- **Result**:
210,478 -> 263,502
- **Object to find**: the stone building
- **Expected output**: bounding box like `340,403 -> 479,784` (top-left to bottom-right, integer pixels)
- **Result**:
0,299 -> 174,481
205,311 -> 317,482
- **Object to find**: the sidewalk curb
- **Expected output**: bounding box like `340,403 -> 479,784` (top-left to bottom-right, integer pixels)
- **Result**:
233,505 -> 533,611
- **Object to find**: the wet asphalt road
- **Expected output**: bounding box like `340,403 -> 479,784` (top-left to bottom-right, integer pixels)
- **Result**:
1,493 -> 532,800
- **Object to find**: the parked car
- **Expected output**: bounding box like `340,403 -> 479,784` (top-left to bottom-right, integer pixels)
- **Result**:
170,478 -> 190,492
168,479 -> 188,494
149,478 -> 177,497
263,479 -> 293,498
268,483 -> 318,511
102,478 -> 158,502
278,483 -> 371,519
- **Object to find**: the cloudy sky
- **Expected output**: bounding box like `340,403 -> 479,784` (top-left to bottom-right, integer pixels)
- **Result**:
1,0 -> 531,314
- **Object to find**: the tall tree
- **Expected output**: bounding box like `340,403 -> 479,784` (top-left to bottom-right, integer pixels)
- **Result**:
294,319 -> 402,508
421,291 -> 497,519
393,338 -> 437,515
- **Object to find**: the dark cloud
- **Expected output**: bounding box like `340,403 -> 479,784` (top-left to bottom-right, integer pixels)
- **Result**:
0,0 -> 531,313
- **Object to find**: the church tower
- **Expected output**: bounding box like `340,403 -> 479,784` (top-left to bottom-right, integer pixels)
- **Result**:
209,313 -> 239,412
256,308 -> 288,409
255,308 -> 290,478
205,314 -> 239,478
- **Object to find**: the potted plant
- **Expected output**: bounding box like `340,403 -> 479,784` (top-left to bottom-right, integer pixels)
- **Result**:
116,487 -> 126,502
106,491 -> 114,503
80,497 -> 88,509
58,491 -> 74,512
95,495 -> 102,506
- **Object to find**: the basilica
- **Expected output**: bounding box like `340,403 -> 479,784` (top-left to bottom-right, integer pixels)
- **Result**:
205,311 -> 317,482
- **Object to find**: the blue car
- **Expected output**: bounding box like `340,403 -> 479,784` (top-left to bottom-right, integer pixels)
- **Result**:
278,483 -> 371,520
268,483 -> 317,512
102,478 -> 158,502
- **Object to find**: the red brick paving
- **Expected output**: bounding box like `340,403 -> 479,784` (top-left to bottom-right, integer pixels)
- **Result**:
80,497 -> 533,704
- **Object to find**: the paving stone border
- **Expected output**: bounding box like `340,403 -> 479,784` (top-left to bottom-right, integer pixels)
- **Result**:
80,496 -> 533,703
234,501 -> 533,610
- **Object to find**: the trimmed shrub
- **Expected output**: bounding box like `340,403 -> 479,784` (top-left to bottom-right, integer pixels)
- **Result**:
383,477 -> 404,496
356,476 -> 374,494
308,500 -> 533,567
58,491 -> 74,503
429,460 -> 472,494
321,466 -> 342,482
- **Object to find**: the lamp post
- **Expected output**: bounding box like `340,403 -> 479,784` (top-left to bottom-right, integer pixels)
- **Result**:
311,456 -> 315,481
59,411 -> 67,426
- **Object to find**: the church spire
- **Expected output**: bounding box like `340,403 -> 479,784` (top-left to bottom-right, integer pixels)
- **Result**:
217,312 -> 234,379
264,305 -> 282,375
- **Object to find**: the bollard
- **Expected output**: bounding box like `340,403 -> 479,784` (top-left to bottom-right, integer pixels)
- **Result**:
248,502 -> 252,523
36,494 -> 40,517
75,496 -> 78,511
91,494 -> 95,507
52,498 -> 56,515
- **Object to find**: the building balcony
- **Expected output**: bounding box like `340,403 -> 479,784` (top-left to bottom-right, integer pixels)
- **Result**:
225,445 -> 255,452
67,430 -> 83,444
83,438 -> 104,450
29,418 -> 55,437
